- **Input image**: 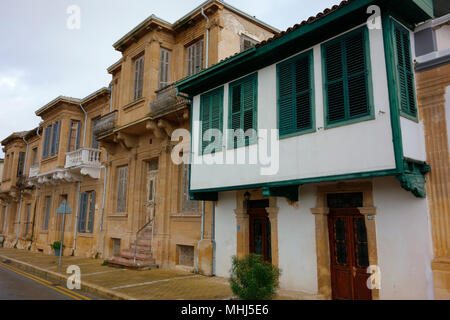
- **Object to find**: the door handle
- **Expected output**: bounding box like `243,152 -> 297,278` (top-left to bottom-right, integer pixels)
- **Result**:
352,266 -> 357,278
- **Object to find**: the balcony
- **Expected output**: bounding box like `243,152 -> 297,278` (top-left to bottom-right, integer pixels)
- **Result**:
93,110 -> 117,138
150,84 -> 190,117
29,164 -> 39,178
65,147 -> 102,179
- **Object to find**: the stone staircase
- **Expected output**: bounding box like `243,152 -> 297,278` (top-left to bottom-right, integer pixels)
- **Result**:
106,225 -> 158,270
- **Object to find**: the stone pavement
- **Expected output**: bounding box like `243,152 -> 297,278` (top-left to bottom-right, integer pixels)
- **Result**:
0,248 -> 319,300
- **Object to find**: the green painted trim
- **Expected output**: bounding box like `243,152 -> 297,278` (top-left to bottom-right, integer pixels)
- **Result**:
199,86 -> 224,155
381,12 -> 404,173
397,159 -> 430,198
276,49 -> 316,139
390,19 -> 419,121
227,73 -> 258,149
190,191 -> 218,201
262,186 -> 299,202
190,168 -> 398,195
321,26 -> 375,130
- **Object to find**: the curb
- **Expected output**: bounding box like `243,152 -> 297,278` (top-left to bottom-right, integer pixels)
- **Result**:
0,254 -> 135,300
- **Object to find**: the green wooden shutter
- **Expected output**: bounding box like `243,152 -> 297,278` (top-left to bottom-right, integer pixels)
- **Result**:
323,27 -> 371,126
229,74 -> 257,148
200,87 -> 223,154
392,21 -> 417,118
277,50 -> 314,137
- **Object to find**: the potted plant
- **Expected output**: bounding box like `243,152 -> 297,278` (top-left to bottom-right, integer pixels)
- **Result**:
50,241 -> 65,256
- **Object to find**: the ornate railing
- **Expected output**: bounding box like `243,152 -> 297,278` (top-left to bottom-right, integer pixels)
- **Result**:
65,148 -> 101,169
150,84 -> 190,116
29,164 -> 39,178
93,110 -> 117,138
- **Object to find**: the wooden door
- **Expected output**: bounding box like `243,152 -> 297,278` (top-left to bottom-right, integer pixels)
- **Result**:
328,208 -> 371,300
248,208 -> 272,263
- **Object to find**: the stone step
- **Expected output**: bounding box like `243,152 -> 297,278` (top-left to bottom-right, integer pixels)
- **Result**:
120,251 -> 154,261
107,257 -> 158,270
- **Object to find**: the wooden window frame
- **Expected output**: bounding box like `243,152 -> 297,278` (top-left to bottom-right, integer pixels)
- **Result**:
68,120 -> 82,152
227,73 -> 258,149
159,47 -> 171,89
116,165 -> 128,213
186,39 -> 204,77
276,49 -> 315,139
133,54 -> 145,101
240,34 -> 259,52
321,26 -> 375,129
78,191 -> 96,233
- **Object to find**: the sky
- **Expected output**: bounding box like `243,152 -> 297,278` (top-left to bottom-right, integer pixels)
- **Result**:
0,0 -> 339,157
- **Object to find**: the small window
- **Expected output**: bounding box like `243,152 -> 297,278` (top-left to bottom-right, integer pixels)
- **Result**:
187,39 -> 204,76
31,148 -> 38,165
133,55 -> 145,100
392,19 -> 417,119
78,191 -> 96,233
68,120 -> 81,152
277,50 -> 314,137
16,152 -> 25,177
43,196 -> 51,231
159,48 -> 171,89
92,118 -> 100,149
228,73 -> 258,148
200,87 -> 223,154
322,27 -> 373,127
116,166 -> 128,213
240,34 -> 258,52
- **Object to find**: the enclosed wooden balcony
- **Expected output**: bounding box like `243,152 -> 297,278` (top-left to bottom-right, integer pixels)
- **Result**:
93,110 -> 117,139
150,84 -> 190,117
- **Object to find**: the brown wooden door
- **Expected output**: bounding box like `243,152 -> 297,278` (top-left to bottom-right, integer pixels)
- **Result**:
328,208 -> 371,300
248,208 -> 272,263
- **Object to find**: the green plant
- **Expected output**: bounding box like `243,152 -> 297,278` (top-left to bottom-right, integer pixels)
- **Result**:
50,241 -> 65,250
229,254 -> 281,300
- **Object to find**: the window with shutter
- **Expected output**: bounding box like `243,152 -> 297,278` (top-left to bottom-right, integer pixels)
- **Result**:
200,87 -> 224,154
240,34 -> 259,52
87,191 -> 96,233
322,27 -> 373,128
68,120 -> 81,152
392,20 -> 417,119
43,126 -> 52,158
187,39 -> 204,76
43,196 -> 51,231
92,118 -> 100,149
133,55 -> 145,100
228,73 -> 258,148
78,192 -> 88,233
116,166 -> 128,213
277,50 -> 314,137
159,48 -> 171,89
17,152 -> 25,177
50,120 -> 61,156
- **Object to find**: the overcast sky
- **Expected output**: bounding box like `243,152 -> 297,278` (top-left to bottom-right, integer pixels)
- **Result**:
0,0 -> 338,157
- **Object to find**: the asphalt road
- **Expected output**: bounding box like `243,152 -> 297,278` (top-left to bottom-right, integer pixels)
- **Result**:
0,261 -> 100,300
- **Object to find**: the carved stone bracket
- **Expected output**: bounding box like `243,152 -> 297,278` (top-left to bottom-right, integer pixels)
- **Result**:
397,161 -> 431,198
157,119 -> 175,138
116,132 -> 139,150
146,120 -> 165,139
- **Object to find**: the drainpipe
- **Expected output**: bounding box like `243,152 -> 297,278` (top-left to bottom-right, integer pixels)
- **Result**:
79,104 -> 87,148
201,7 -> 210,68
15,136 -> 30,246
196,201 -> 205,273
211,201 -> 216,276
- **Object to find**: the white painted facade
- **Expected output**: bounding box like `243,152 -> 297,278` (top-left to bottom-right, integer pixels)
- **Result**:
190,20 -> 426,192
214,177 -> 434,299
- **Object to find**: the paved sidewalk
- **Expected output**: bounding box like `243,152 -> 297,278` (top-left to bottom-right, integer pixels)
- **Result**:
0,248 -> 320,300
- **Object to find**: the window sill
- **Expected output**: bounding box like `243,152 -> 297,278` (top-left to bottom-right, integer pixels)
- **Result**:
325,114 -> 375,130
77,233 -> 94,238
279,128 -> 316,140
400,112 -> 419,123
41,155 -> 58,163
123,98 -> 145,111
108,213 -> 128,219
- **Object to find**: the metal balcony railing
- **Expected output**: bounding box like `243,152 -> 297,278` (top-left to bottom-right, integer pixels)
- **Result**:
93,110 -> 117,138
150,83 -> 190,116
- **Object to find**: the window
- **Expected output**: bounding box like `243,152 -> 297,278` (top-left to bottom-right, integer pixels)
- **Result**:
228,73 -> 258,148
31,148 -> 38,165
17,152 -> 25,177
68,120 -> 81,152
392,20 -> 417,119
200,87 -> 223,154
92,118 -> 100,149
4,154 -> 9,180
187,39 -> 204,76
43,121 -> 61,158
116,166 -> 128,213
133,55 -> 145,100
181,164 -> 198,213
159,48 -> 171,89
43,196 -> 51,231
277,50 -> 314,137
78,191 -> 96,233
322,27 -> 373,128
240,34 -> 259,52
